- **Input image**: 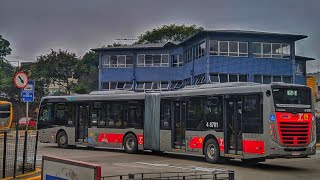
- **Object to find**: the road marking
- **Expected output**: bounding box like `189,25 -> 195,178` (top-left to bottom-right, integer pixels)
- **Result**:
136,162 -> 227,172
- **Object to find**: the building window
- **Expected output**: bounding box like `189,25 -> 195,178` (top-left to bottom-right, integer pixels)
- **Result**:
172,55 -> 183,67
254,75 -> 292,84
170,81 -> 183,90
209,40 -> 248,57
102,55 -> 134,68
101,82 -> 133,90
135,81 -> 169,91
263,76 -> 271,84
184,48 -> 193,63
209,74 -> 248,83
195,74 -> 206,85
295,63 -> 304,74
253,43 -> 290,59
137,54 -> 169,67
272,76 -> 281,82
184,78 -> 191,86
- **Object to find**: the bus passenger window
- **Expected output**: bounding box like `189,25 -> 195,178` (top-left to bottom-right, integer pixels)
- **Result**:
55,103 -> 69,126
127,101 -> 144,128
242,95 -> 263,134
205,97 -> 223,131
187,97 -> 205,130
160,100 -> 171,129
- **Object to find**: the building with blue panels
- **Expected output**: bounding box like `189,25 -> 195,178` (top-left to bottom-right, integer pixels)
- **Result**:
92,30 -> 314,91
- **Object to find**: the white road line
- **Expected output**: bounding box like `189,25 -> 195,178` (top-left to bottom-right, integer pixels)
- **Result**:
136,162 -> 227,172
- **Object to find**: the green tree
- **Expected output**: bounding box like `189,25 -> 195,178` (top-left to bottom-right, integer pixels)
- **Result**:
0,35 -> 12,58
74,51 -> 99,94
0,35 -> 14,98
32,50 -> 79,95
136,24 -> 204,44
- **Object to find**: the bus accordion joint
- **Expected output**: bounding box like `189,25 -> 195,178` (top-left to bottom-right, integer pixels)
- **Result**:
0,101 -> 13,133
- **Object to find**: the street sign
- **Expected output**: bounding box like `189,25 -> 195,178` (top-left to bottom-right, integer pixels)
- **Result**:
14,72 -> 28,89
21,80 -> 34,102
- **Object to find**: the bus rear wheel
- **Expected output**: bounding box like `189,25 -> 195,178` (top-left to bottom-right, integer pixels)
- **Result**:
204,138 -> 220,163
57,131 -> 68,148
124,134 -> 138,154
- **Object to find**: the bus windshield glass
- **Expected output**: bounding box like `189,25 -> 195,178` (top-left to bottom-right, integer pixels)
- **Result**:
272,87 -> 311,108
0,104 -> 10,118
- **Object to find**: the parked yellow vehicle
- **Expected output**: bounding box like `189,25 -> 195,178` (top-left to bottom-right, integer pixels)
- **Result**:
0,101 -> 13,132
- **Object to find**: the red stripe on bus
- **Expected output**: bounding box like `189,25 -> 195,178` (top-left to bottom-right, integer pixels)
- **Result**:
97,133 -> 144,145
242,140 -> 265,154
217,138 -> 224,151
188,137 -> 204,149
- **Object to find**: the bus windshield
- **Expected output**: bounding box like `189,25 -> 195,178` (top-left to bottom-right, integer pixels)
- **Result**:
272,87 -> 311,108
0,104 -> 10,118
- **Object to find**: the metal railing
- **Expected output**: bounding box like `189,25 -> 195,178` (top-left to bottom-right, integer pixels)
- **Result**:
0,124 -> 39,178
102,170 -> 235,180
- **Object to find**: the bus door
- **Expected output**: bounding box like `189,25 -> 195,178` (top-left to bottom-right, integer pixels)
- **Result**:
172,100 -> 186,150
225,98 -> 243,155
77,104 -> 90,143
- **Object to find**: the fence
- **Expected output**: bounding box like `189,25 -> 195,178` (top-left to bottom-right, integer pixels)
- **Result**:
0,124 -> 39,178
102,170 -> 235,180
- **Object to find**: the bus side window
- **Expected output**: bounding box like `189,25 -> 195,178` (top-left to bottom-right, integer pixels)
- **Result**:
54,103 -> 68,126
205,97 -> 223,131
160,100 -> 171,130
242,95 -> 263,134
187,97 -> 205,131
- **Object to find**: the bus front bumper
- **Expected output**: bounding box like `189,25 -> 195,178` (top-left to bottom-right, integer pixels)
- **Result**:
266,140 -> 316,159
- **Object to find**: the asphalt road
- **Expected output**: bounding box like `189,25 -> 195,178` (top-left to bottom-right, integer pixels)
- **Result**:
37,143 -> 320,180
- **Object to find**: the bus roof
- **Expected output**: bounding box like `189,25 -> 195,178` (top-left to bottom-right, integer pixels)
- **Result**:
40,82 -> 309,102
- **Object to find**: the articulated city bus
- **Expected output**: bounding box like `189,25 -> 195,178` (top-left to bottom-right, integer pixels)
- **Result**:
37,82 -> 316,163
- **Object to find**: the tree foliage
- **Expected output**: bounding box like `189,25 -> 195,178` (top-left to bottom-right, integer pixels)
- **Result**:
136,24 -> 204,44
31,50 -> 78,95
74,51 -> 99,94
0,35 -> 12,58
0,35 -> 14,98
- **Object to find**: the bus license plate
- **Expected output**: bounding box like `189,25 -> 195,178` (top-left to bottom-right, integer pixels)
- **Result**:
292,152 -> 301,156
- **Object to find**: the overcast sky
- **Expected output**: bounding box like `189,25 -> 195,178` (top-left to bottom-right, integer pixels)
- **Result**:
0,0 -> 319,72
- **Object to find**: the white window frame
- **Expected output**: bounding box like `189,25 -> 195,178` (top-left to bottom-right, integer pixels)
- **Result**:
102,55 -> 134,68
160,81 -> 169,90
172,55 -> 183,67
137,54 -> 169,67
209,40 -> 248,57
253,42 -> 291,59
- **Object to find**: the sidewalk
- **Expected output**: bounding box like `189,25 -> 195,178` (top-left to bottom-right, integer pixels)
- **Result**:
1,168 -> 41,180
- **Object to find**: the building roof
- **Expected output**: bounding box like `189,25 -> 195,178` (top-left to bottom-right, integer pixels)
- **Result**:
180,30 -> 308,45
91,41 -> 179,52
92,29 -> 308,52
295,55 -> 315,61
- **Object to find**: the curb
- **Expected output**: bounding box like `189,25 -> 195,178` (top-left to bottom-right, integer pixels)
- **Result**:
24,175 -> 41,180
2,168 -> 41,180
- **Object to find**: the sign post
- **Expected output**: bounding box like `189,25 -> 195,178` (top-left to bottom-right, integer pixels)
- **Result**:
21,80 -> 35,131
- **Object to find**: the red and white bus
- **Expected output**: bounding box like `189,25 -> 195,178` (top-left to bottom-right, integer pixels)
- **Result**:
37,82 -> 316,163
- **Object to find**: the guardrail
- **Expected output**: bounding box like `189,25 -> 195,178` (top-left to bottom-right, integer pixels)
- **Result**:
0,123 -> 39,178
101,170 -> 235,180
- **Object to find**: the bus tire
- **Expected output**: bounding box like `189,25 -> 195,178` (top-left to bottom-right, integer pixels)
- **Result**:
57,131 -> 68,149
204,138 -> 220,163
124,134 -> 138,154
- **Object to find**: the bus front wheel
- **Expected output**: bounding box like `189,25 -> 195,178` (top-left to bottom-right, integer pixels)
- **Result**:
57,131 -> 68,148
204,138 -> 220,163
124,134 -> 138,154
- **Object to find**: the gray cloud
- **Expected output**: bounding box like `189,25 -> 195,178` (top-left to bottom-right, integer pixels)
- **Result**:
0,0 -> 319,72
